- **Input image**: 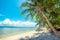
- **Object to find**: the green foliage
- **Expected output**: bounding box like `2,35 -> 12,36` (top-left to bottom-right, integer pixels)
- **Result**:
49,11 -> 60,28
20,0 -> 60,28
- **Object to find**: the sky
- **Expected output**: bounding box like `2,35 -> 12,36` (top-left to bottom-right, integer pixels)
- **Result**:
0,0 -> 36,27
0,0 -> 26,21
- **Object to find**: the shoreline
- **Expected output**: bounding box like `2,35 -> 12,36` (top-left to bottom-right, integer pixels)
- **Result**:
0,27 -> 35,38
0,28 -> 59,40
0,30 -> 37,40
0,30 -> 34,38
0,27 -> 47,40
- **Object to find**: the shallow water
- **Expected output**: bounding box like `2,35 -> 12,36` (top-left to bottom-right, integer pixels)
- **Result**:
0,26 -> 35,36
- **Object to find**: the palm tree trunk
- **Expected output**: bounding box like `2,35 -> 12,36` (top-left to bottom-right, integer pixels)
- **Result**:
39,10 -> 58,35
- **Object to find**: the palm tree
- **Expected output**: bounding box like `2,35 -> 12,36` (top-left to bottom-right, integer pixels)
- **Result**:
20,0 -> 60,37
49,11 -> 60,28
35,18 -> 45,31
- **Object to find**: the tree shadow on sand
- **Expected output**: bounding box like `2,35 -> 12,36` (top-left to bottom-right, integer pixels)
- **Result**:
19,32 -> 60,40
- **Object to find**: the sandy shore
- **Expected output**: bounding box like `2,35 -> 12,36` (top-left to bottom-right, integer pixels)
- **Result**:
0,30 -> 39,40
0,28 -> 47,40
0,28 -> 59,40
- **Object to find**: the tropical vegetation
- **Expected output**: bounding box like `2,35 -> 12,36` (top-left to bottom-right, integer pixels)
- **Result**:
20,0 -> 60,37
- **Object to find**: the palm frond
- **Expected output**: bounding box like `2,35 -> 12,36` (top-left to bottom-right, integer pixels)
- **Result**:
25,13 -> 31,20
21,8 -> 35,15
35,14 -> 40,22
20,2 -> 36,8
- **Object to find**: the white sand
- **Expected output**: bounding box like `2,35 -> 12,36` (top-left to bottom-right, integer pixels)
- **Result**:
0,28 -> 60,40
0,30 -> 38,40
0,28 -> 48,40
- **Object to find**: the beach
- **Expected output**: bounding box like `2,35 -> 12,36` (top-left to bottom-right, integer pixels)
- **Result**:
0,29 -> 45,40
0,30 -> 38,40
0,28 -> 60,40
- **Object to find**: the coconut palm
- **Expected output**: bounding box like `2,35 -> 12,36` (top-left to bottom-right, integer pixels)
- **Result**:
49,11 -> 60,28
20,0 -> 60,37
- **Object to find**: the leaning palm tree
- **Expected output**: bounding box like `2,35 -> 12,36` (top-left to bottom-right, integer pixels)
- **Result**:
20,1 -> 45,31
20,0 -> 60,37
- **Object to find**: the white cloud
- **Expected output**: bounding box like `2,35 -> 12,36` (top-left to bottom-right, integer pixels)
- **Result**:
0,18 -> 36,27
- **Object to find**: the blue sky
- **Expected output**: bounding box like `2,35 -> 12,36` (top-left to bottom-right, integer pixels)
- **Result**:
0,0 -> 36,27
0,0 -> 27,21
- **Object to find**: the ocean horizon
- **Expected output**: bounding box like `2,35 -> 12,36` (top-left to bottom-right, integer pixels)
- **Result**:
0,26 -> 36,28
0,26 -> 35,37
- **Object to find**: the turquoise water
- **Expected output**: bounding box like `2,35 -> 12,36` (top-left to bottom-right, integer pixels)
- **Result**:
0,26 -> 35,36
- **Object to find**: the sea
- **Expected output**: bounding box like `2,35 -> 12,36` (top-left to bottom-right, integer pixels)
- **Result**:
0,26 -> 36,37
